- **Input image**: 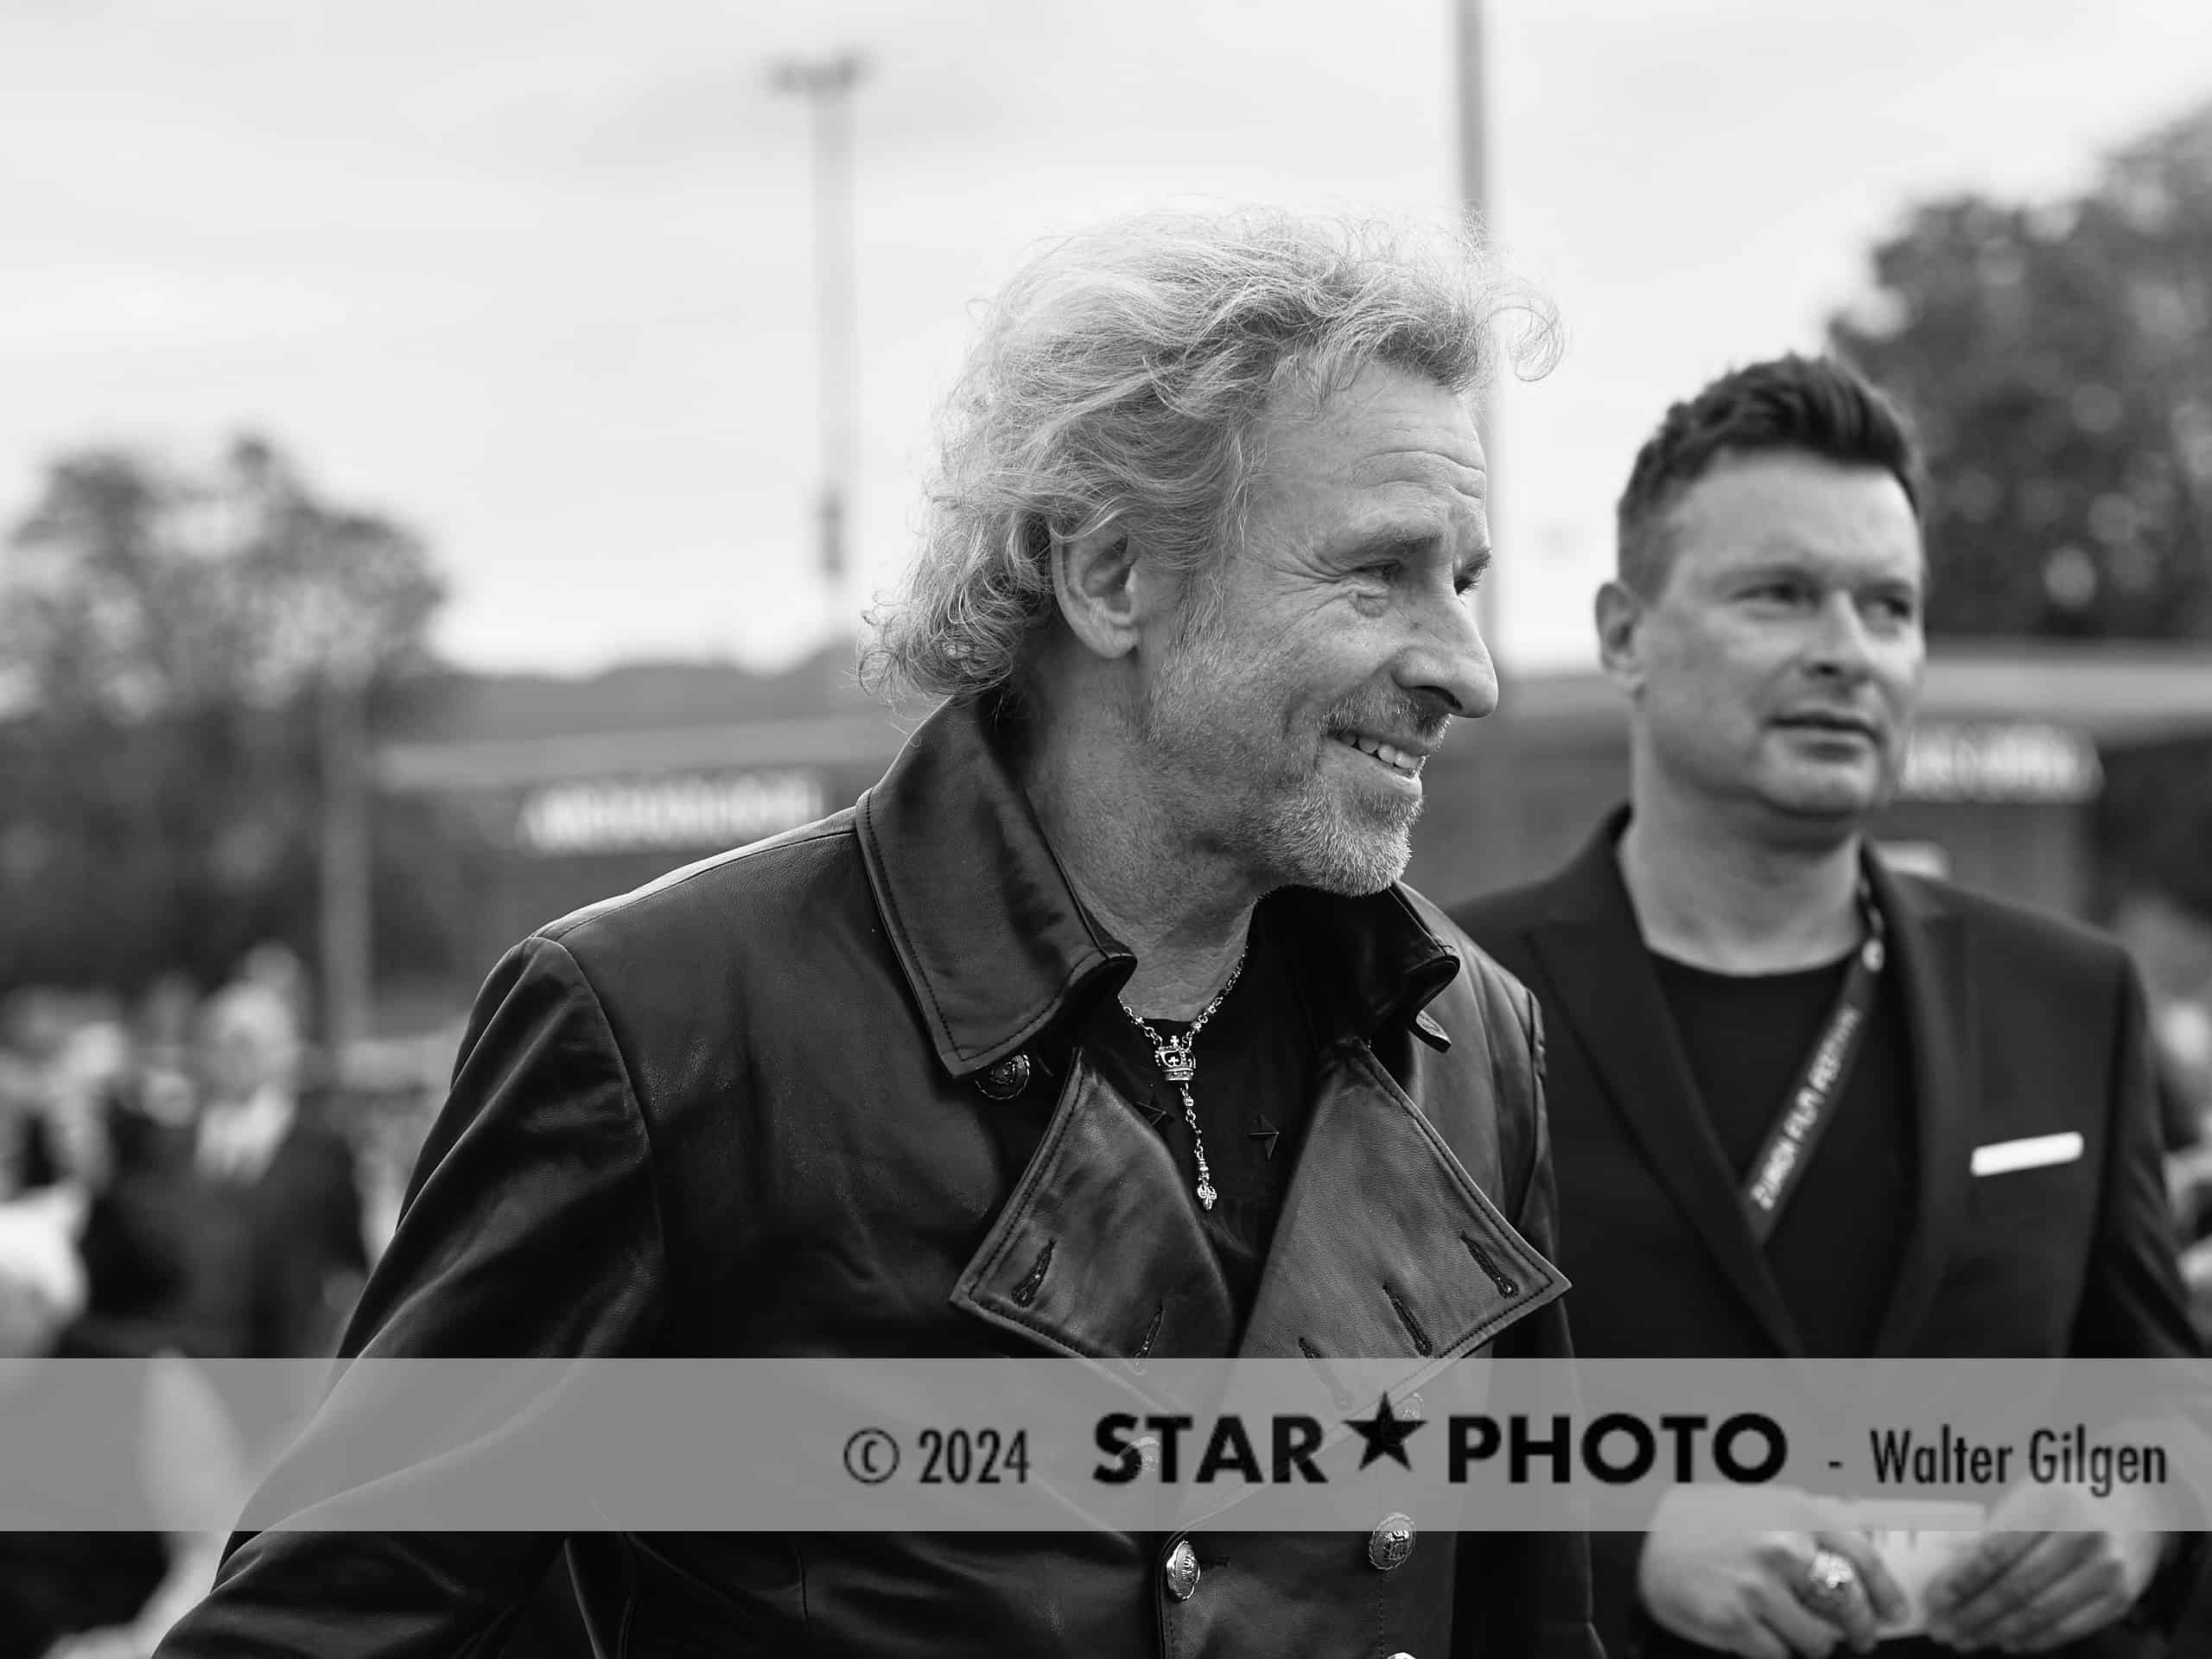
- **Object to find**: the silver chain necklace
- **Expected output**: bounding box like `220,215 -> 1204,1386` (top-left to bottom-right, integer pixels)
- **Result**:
1118,947 -> 1247,1211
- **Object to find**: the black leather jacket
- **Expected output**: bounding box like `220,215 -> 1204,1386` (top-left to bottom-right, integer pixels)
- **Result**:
156,696 -> 1600,1659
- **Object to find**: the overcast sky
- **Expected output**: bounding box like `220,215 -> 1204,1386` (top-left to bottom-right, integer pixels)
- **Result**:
2,0 -> 2206,677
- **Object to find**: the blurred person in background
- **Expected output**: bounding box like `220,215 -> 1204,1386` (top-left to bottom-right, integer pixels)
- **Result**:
231,943 -> 322,1090
41,1016 -> 131,1194
1,990 -> 93,1193
0,976 -> 368,1655
170,978 -> 366,1363
126,976 -> 201,1135
23,975 -> 372,1364
0,1044 -> 47,1198
0,1036 -> 253,1659
0,996 -> 57,1195
1452,354 -> 2202,1658
152,206 -> 1596,1658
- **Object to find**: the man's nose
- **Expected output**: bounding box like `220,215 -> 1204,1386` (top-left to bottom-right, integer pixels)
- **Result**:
1805,593 -> 1876,680
1397,592 -> 1499,719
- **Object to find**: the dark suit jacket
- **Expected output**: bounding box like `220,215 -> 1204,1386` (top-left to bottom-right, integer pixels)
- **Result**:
1451,808 -> 2202,1658
154,694 -> 1599,1659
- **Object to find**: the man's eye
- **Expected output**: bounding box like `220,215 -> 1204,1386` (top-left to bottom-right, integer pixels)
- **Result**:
1453,569 -> 1486,598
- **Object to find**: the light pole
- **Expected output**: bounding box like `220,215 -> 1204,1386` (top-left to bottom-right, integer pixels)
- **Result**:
1453,0 -> 1503,657
1450,0 -> 1529,887
317,652 -> 372,1064
772,51 -> 867,641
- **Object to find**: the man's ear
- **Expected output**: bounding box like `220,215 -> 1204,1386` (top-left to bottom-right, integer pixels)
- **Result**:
1049,523 -> 1153,662
1594,579 -> 1649,695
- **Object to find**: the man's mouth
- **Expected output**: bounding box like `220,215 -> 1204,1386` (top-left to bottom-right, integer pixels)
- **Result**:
1773,712 -> 1879,741
1331,731 -> 1432,779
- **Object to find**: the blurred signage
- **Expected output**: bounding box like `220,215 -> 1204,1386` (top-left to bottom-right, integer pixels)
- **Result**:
1899,721 -> 2101,804
516,770 -> 828,856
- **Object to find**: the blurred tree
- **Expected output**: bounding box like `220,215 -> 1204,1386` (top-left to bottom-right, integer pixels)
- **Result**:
1830,100 -> 2212,925
1829,98 -> 2212,639
0,435 -> 459,1001
2,436 -> 442,716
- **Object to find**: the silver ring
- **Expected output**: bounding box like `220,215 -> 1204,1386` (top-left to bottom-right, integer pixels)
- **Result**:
1801,1548 -> 1860,1615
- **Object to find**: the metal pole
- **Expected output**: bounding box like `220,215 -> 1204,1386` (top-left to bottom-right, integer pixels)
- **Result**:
318,664 -> 371,1062
774,53 -> 866,640
1453,0 -> 1503,657
1449,0 -> 1529,895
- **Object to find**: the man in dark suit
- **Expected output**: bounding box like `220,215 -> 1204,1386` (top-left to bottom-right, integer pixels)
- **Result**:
166,979 -> 369,1364
1452,355 -> 2202,1659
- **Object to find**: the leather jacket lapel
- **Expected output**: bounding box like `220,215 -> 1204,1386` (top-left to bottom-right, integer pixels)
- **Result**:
951,1030 -> 1567,1379
952,1054 -> 1236,1362
1241,1037 -> 1564,1374
1173,1035 -> 1567,1533
855,698 -> 1135,1080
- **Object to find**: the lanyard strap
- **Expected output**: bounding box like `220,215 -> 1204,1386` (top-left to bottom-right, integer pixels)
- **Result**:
1738,883 -> 1887,1244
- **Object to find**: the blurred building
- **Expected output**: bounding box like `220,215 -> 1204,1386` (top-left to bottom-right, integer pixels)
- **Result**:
378,706 -> 902,985
373,640 -> 2212,1009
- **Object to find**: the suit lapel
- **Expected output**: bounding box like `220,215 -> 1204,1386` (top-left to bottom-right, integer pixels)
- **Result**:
1864,860 -> 1975,1357
951,1055 -> 1237,1363
1527,821 -> 1806,1357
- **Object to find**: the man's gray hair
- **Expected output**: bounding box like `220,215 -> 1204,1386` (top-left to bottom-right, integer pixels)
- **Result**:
860,206 -> 1559,703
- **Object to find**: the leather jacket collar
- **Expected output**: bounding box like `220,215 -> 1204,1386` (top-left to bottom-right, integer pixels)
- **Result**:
854,694 -> 1463,1079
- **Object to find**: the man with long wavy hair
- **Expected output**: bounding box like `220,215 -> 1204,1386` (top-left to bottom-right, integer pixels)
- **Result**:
156,207 -> 1595,1659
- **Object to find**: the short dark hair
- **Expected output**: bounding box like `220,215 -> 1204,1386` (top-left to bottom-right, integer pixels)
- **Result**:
1615,353 -> 1924,598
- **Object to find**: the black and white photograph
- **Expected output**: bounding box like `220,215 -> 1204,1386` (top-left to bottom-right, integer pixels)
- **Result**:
2,3 -> 2210,1655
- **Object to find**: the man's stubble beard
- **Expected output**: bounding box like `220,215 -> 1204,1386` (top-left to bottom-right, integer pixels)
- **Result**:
1135,625 -> 1420,899
1650,723 -> 1896,855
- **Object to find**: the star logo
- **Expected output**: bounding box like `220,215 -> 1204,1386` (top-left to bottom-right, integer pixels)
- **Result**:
1345,1394 -> 1425,1471
1247,1115 -> 1280,1160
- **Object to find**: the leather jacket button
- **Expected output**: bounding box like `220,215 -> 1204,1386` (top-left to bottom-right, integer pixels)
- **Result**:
1384,1651 -> 1417,1658
1399,1391 -> 1423,1421
1368,1514 -> 1417,1572
976,1052 -> 1032,1100
1134,1434 -> 1162,1473
1163,1539 -> 1200,1600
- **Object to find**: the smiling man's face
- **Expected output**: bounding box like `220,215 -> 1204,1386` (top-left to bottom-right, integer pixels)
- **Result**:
1620,448 -> 1927,830
1132,361 -> 1497,896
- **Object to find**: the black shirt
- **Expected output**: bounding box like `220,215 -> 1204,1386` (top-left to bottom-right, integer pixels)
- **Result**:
1080,906 -> 1321,1333
1651,949 -> 1916,1357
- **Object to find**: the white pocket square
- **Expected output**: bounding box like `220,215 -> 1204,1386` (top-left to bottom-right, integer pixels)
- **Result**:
1971,1132 -> 2084,1176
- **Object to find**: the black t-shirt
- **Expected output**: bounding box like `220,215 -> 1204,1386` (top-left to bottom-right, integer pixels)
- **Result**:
1650,949 -> 1916,1357
1081,906 -> 1320,1334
